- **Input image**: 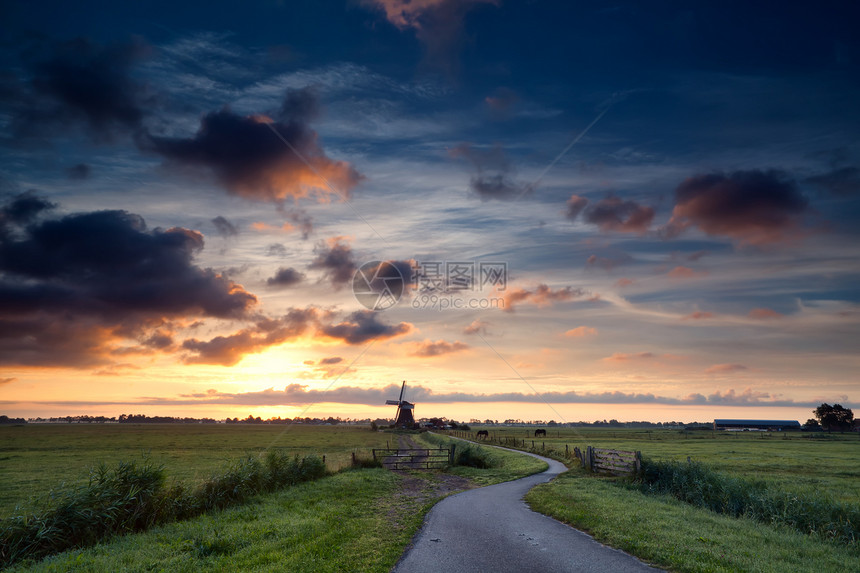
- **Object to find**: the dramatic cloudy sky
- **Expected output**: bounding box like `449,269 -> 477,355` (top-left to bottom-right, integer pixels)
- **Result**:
1,1 -> 858,422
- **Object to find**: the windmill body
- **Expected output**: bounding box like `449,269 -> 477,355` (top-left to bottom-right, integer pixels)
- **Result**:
385,381 -> 416,429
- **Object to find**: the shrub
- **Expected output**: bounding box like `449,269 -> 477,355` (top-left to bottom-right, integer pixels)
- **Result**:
453,443 -> 494,468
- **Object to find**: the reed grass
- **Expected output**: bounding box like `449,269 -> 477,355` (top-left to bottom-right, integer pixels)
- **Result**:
0,453 -> 326,569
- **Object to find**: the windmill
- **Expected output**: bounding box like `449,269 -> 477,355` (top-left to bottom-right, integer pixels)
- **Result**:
385,380 -> 416,428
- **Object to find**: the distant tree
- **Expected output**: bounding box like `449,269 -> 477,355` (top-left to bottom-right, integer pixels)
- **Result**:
802,418 -> 821,431
814,403 -> 855,432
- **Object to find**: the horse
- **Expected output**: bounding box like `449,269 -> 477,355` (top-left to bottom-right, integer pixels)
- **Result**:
534,429 -> 546,437
476,430 -> 489,439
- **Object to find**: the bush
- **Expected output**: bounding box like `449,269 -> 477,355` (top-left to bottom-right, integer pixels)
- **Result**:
453,443 -> 494,468
636,459 -> 859,546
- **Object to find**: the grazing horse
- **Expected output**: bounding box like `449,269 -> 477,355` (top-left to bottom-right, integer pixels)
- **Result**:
534,429 -> 546,437
476,430 -> 489,439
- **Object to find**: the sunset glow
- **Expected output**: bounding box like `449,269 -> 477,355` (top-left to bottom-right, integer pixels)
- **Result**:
1,1 -> 858,424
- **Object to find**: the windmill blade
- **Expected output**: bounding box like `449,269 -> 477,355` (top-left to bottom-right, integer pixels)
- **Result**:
398,380 -> 406,403
385,400 -> 401,405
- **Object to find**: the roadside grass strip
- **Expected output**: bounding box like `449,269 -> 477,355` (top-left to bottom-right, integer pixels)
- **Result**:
526,469 -> 860,573
1,453 -> 326,569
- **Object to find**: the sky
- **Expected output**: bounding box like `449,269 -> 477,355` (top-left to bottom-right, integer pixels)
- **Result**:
1,0 -> 858,423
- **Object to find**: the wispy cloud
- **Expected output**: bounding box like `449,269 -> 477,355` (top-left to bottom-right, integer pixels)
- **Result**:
8,385 -> 838,409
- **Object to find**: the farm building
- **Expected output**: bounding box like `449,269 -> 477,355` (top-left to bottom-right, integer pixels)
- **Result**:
713,419 -> 801,431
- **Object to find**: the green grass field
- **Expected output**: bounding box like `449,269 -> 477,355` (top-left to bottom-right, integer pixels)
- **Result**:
1,424 -> 546,572
0,424 -> 398,517
4,424 -> 859,572
452,426 -> 860,572
457,426 -> 860,503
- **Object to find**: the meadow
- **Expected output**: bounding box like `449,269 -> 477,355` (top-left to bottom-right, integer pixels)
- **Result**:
456,426 -> 860,503
452,426 -> 860,573
0,424 -> 546,571
4,424 -> 859,572
0,424 -> 399,517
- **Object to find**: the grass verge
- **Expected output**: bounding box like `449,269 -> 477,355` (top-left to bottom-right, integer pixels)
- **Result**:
637,459 -> 859,546
526,469 -> 860,573
1,453 -> 326,569
7,469 -> 420,573
6,434 -> 547,571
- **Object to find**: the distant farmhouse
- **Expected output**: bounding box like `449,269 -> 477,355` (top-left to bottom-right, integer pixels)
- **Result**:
713,419 -> 801,431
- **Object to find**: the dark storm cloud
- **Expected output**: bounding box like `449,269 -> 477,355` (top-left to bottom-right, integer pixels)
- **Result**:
565,195 -> 588,220
0,198 -> 257,366
66,163 -> 91,180
0,190 -> 55,231
13,37 -> 152,140
265,243 -> 287,257
806,167 -> 860,196
139,88 -> 363,203
211,215 -> 239,238
182,308 -> 318,366
450,143 -> 527,200
575,196 -> 655,234
309,237 -> 356,288
181,308 -> 413,364
663,170 -> 810,245
266,267 -> 305,287
320,310 -> 412,345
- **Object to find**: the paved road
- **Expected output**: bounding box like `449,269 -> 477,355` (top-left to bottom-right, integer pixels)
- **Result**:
392,446 -> 661,573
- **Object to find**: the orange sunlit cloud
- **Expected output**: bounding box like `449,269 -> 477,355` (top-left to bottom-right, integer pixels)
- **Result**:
705,363 -> 748,374
564,326 -> 597,338
667,266 -> 708,279
748,308 -> 783,320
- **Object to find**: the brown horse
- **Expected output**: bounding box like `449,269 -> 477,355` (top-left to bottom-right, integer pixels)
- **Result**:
534,429 -> 546,437
476,430 -> 489,439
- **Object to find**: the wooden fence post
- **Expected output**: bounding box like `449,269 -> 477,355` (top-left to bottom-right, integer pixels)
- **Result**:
634,451 -> 641,474
351,451 -> 356,465
449,444 -> 456,465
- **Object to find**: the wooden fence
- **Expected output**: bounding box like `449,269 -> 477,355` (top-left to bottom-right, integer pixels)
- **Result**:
372,447 -> 452,470
580,446 -> 641,475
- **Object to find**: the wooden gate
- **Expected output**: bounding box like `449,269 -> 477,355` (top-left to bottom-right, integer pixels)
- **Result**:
372,447 -> 452,470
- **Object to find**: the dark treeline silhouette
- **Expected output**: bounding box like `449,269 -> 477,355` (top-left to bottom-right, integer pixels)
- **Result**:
8,414 -> 396,425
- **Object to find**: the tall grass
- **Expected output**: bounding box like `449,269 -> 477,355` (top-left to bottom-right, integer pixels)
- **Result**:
0,453 -> 326,569
636,459 -> 859,546
424,433 -> 496,468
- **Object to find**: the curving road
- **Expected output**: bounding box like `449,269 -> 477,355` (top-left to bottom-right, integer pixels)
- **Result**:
392,446 -> 661,573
